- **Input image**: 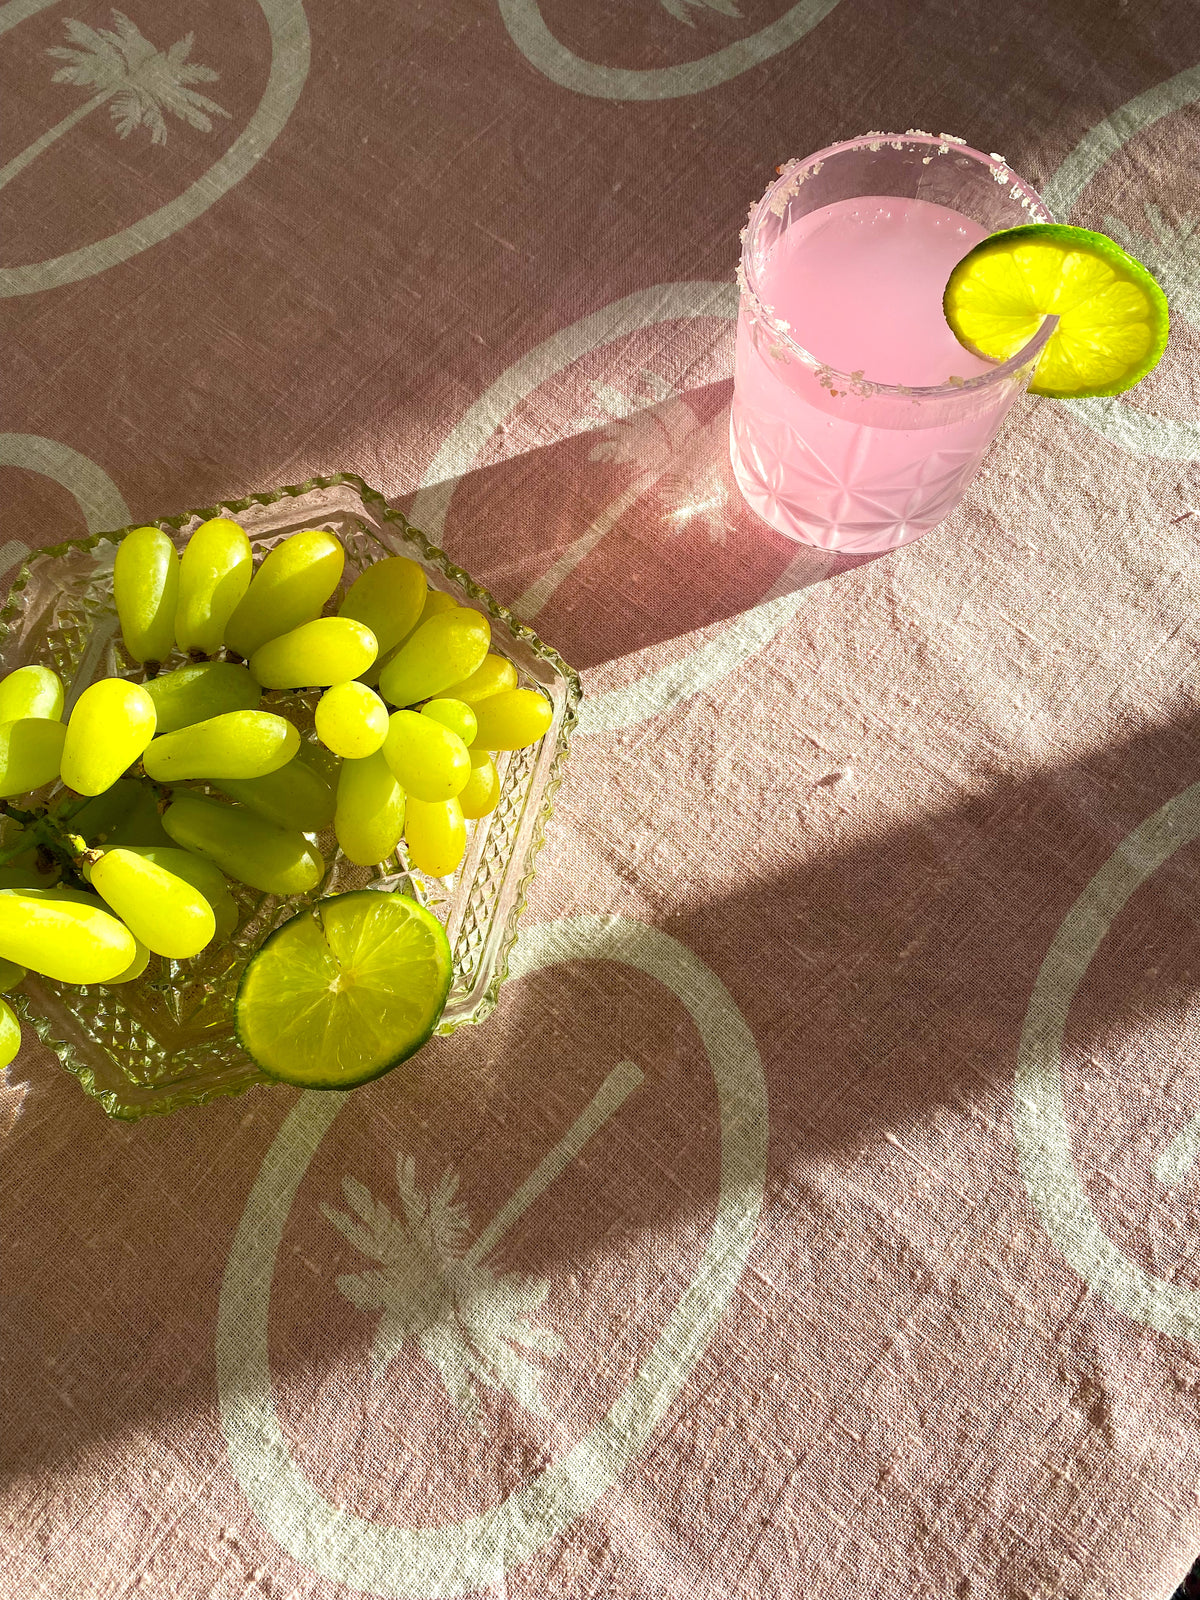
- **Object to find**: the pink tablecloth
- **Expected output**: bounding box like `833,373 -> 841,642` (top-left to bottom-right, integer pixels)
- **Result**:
4,2 -> 1200,1597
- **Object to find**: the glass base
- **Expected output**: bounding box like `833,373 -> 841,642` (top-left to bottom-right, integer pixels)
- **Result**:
729,409 -> 940,555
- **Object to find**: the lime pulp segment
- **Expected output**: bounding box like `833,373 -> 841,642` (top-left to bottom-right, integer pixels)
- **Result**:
235,890 -> 452,1088
942,224 -> 1170,399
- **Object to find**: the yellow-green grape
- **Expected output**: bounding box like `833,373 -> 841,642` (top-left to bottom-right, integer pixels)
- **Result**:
315,681 -> 389,759
73,778 -> 173,848
421,698 -> 477,748
61,679 -> 156,796
296,733 -> 341,786
5,884 -> 96,908
175,517 -> 253,655
107,939 -> 152,984
382,710 -> 470,801
12,882 -> 156,984
404,797 -> 467,877
0,718 -> 67,797
0,665 -> 64,722
14,883 -> 157,984
162,793 -> 325,897
379,609 -> 490,708
338,555 -> 427,655
114,525 -> 180,666
120,845 -> 239,942
87,848 -> 216,959
334,750 -> 406,866
144,661 -> 262,734
0,957 -> 26,992
0,893 -> 136,983
470,689 -> 553,751
414,590 -> 458,630
443,652 -> 517,706
249,617 -> 377,690
0,998 -> 19,1067
361,591 -> 456,688
458,755 -> 500,819
142,710 -> 298,782
223,529 -> 345,660
210,751 -> 337,832
0,864 -> 49,891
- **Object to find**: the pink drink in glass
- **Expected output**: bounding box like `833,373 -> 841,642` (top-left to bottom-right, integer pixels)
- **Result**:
730,135 -> 1055,554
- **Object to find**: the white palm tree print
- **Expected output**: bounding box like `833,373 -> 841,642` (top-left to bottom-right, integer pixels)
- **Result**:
322,1060 -> 644,1423
1104,204 -> 1200,329
323,1159 -> 564,1420
0,11 -> 229,194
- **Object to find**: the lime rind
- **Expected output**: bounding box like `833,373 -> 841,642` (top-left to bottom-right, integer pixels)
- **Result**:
943,223 -> 1170,399
235,889 -> 452,1089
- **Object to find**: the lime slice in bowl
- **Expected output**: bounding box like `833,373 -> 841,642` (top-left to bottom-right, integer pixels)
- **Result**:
943,223 -> 1169,398
236,890 -> 452,1089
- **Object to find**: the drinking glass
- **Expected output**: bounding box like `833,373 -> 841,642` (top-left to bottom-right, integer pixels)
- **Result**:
729,133 -> 1056,554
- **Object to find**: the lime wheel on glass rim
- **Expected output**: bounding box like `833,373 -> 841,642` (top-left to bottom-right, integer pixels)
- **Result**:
235,889 -> 452,1088
943,223 -> 1170,398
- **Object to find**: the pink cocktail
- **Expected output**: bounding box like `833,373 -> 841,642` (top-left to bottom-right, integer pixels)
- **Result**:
730,134 -> 1056,553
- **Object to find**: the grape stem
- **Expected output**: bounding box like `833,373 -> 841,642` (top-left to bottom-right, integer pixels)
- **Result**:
50,796 -> 90,824
0,809 -> 90,879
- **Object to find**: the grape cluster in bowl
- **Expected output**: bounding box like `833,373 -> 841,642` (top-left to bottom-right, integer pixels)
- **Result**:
0,516 -> 552,1069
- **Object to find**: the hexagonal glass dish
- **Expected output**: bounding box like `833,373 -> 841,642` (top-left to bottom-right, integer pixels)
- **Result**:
0,474 -> 580,1119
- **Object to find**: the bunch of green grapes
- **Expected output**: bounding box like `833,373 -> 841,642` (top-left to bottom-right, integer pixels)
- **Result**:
0,518 -> 553,1068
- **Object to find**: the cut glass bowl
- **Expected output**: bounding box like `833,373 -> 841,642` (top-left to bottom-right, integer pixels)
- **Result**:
0,474 -> 580,1119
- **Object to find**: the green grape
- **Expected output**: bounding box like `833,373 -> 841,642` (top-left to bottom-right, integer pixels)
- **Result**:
223,529 -> 345,660
470,689 -> 553,751
0,998 -> 19,1067
0,956 -> 26,991
458,754 -> 500,819
210,750 -> 337,832
315,681 -> 389,759
107,939 -> 152,984
20,882 -> 155,982
61,679 -> 157,796
5,884 -> 92,907
0,865 -> 50,891
361,592 -> 456,687
120,845 -> 239,942
404,796 -> 467,877
414,590 -> 458,629
87,847 -> 216,959
0,883 -> 150,984
0,718 -> 66,797
9,884 -> 152,981
443,652 -> 517,706
338,555 -> 427,655
175,517 -> 253,655
334,750 -> 405,866
162,793 -> 325,896
142,710 -> 298,781
72,778 -> 173,848
379,609 -> 490,708
144,661 -> 262,733
0,665 -> 64,722
296,733 -> 341,786
114,525 -> 180,666
382,710 -> 470,801
249,617 -> 377,689
0,893 -> 136,983
421,698 -> 477,747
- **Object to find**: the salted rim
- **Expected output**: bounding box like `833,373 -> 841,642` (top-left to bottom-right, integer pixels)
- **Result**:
739,130 -> 1058,400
